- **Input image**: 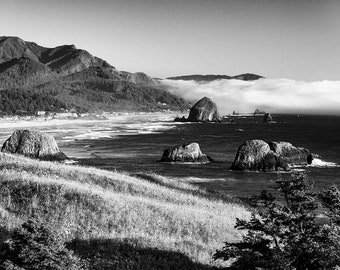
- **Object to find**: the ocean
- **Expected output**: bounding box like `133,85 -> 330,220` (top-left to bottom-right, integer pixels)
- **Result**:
59,114 -> 340,198
2,113 -> 339,198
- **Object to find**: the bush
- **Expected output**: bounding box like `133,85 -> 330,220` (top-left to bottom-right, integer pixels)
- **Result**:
0,216 -> 88,270
214,173 -> 340,270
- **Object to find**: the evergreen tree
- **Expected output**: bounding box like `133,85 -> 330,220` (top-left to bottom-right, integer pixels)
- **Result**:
214,173 -> 340,270
0,216 -> 88,270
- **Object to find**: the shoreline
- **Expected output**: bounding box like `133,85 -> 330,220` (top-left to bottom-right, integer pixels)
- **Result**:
0,112 -> 184,153
0,111 -> 184,129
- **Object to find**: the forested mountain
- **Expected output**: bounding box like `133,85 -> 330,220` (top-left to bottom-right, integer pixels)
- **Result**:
0,36 -> 188,115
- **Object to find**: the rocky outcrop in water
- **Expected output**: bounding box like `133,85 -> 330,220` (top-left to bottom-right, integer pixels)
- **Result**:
187,97 -> 221,122
230,140 -> 288,171
263,113 -> 273,123
160,142 -> 211,163
173,116 -> 187,122
230,139 -> 313,172
269,141 -> 313,165
1,130 -> 67,161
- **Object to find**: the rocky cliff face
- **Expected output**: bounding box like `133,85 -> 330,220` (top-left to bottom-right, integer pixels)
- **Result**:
160,142 -> 211,163
187,97 -> 221,122
1,130 -> 67,161
230,139 -> 313,172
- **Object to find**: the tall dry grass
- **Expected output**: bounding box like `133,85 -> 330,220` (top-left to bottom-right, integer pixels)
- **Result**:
0,153 -> 249,267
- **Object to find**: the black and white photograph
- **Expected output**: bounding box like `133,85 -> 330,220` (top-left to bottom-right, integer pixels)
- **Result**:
0,0 -> 339,269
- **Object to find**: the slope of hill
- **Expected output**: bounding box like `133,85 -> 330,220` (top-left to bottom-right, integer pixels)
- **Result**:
0,153 -> 248,269
167,73 -> 263,82
0,36 -> 188,114
0,57 -> 57,89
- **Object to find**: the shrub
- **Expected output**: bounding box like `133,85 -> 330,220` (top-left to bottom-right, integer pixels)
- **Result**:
214,173 -> 340,270
0,216 -> 87,270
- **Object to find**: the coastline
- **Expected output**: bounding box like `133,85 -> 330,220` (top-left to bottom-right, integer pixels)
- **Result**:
0,112 -> 185,149
0,111 -> 184,129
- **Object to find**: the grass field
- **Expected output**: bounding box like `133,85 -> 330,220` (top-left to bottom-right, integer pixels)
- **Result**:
0,153 -> 249,269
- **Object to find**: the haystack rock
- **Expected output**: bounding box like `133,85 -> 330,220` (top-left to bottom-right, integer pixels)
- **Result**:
269,141 -> 313,165
1,130 -> 67,161
160,142 -> 211,163
187,97 -> 221,122
263,113 -> 273,123
230,139 -> 314,172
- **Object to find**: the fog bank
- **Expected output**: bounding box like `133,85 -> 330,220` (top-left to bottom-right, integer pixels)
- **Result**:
161,78 -> 340,115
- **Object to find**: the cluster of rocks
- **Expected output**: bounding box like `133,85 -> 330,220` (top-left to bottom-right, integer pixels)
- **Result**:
160,139 -> 314,173
174,96 -> 276,124
230,140 -> 313,172
1,129 -> 314,175
1,129 -> 67,161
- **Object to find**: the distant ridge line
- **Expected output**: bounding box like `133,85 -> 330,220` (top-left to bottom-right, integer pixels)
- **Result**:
167,73 -> 264,82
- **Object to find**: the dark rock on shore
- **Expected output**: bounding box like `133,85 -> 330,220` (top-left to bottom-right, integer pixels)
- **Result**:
1,129 -> 67,161
230,139 -> 313,172
160,142 -> 211,163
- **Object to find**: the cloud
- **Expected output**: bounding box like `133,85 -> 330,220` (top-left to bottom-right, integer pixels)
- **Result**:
161,78 -> 340,115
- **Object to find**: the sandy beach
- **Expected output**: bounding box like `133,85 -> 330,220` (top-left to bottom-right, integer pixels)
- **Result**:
0,112 -> 184,150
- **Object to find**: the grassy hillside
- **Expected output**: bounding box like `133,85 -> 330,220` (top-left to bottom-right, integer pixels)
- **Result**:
0,153 -> 248,269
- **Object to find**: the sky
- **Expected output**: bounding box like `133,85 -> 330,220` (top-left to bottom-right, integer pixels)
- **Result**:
0,0 -> 339,81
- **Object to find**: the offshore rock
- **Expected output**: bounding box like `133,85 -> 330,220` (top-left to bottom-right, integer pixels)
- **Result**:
230,139 -> 314,171
230,139 -> 288,172
174,116 -> 187,122
187,97 -> 221,122
263,113 -> 273,123
160,142 -> 211,163
1,129 -> 67,161
269,141 -> 313,165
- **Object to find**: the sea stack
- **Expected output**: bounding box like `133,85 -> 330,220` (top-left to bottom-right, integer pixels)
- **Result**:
268,141 -> 313,165
160,142 -> 211,163
1,129 -> 68,161
230,139 -> 287,171
263,113 -> 273,123
230,139 -> 313,172
187,97 -> 221,122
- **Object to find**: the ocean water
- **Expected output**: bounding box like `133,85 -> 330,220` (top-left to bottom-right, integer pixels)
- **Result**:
60,114 -> 340,198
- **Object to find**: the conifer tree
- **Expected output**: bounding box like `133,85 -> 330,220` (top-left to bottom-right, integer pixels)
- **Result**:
0,216 -> 88,270
214,173 -> 340,270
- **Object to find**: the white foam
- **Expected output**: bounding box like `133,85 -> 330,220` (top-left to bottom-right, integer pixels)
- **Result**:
308,158 -> 339,168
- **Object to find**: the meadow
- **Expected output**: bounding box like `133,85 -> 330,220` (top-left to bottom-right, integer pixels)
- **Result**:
0,153 -> 249,269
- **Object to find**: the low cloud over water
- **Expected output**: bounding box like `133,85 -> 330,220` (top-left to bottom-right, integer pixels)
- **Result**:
161,78 -> 340,115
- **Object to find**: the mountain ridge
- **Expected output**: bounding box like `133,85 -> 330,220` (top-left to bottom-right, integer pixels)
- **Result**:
0,36 -> 188,114
166,73 -> 264,82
